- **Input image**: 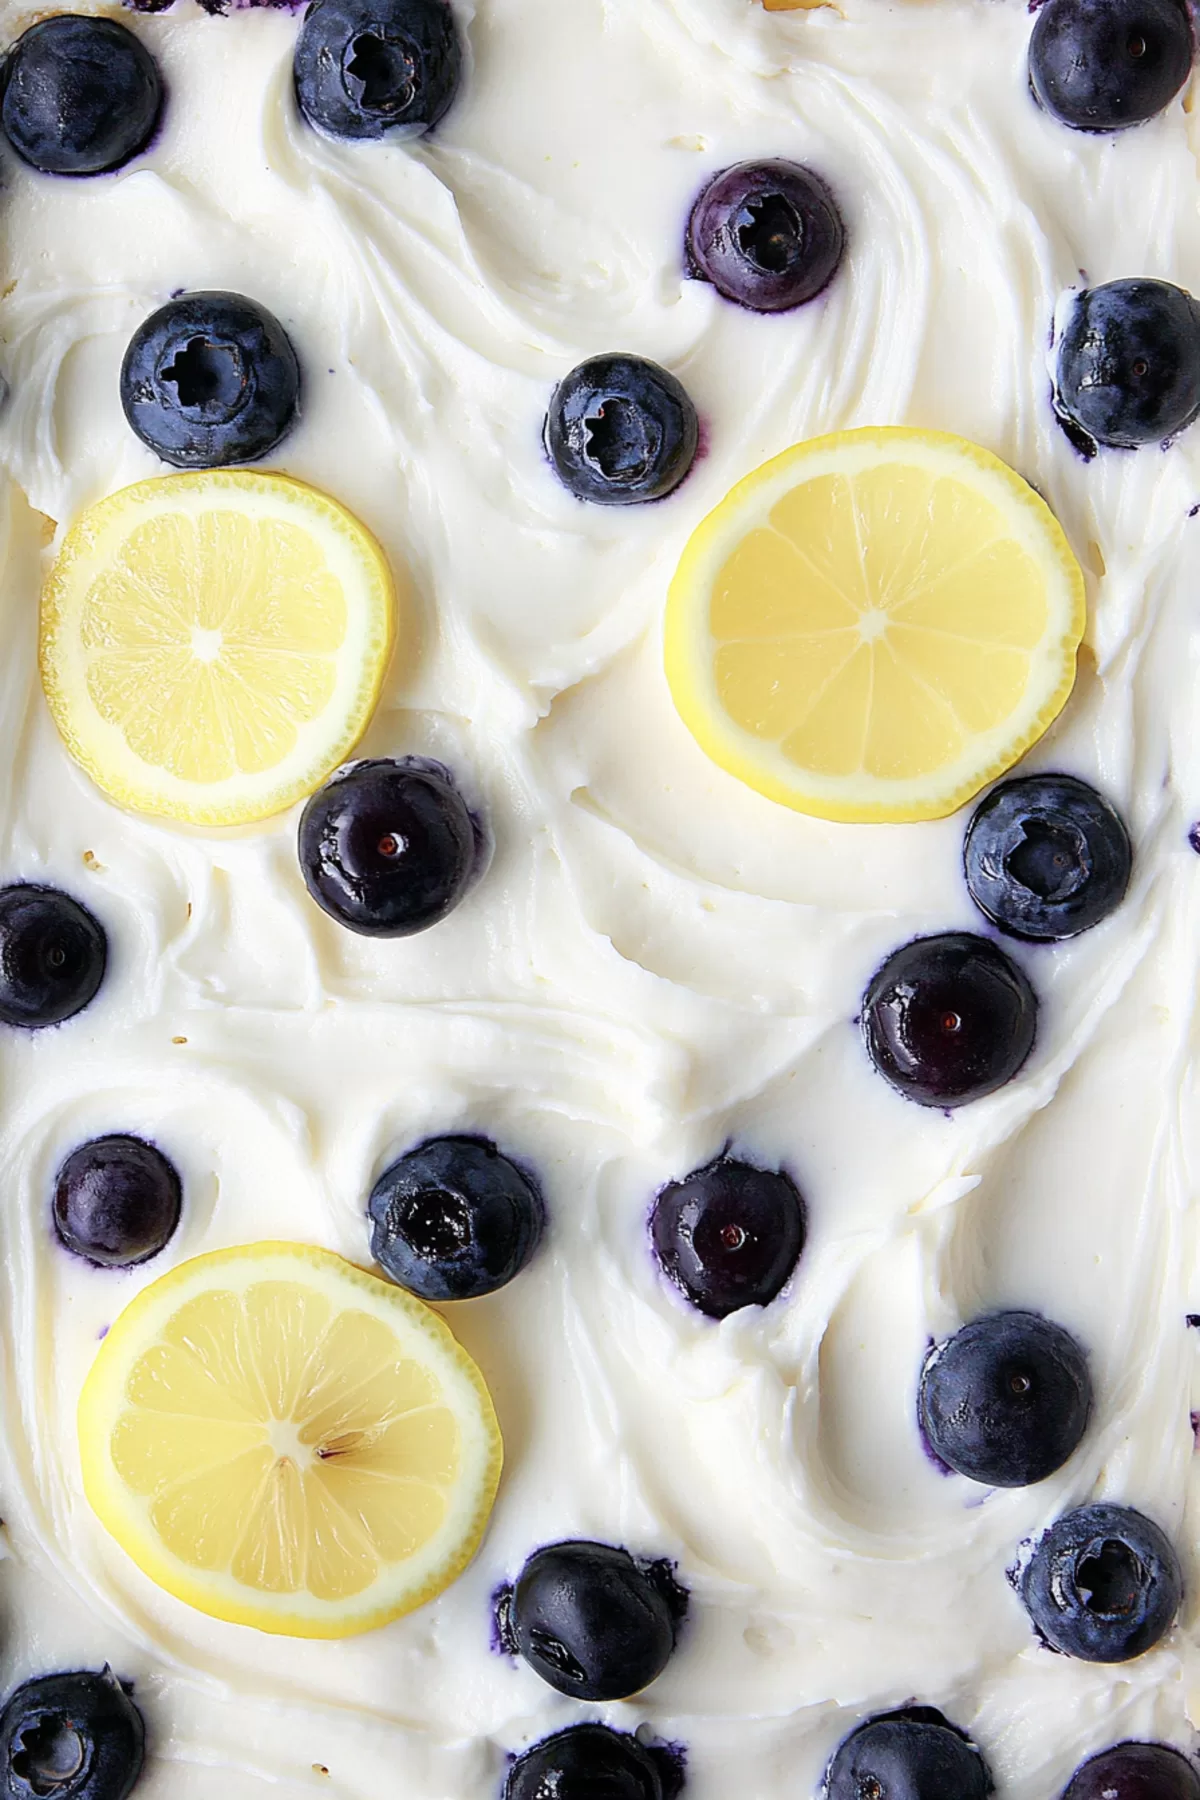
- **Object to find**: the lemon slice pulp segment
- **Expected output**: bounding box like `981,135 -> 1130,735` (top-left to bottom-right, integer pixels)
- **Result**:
665,428 -> 1086,823
78,1243 -> 502,1638
41,471 -> 395,827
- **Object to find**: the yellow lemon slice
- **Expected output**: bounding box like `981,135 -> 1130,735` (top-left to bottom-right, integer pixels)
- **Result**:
665,428 -> 1086,823
41,471 -> 396,827
78,1243 -> 502,1638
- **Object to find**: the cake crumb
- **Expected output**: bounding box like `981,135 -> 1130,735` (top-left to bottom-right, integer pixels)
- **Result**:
172,1036 -> 188,1046
312,1767 -> 330,1778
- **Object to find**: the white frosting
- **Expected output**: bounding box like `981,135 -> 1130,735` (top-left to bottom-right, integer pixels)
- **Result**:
1,1 -> 1200,1796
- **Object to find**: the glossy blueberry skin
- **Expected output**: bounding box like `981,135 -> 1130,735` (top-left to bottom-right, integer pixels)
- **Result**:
650,1156 -> 806,1320
825,1709 -> 992,1800
1,17 -> 162,177
687,160 -> 845,313
505,1727 -> 664,1800
54,1136 -> 182,1270
919,1311 -> 1091,1487
1062,1744 -> 1200,1800
510,1541 -> 685,1702
294,0 -> 461,142
1030,0 -> 1193,132
1020,1504 -> 1182,1661
545,355 -> 699,506
1056,280 -> 1200,450
299,759 -> 479,938
0,886 -> 107,1031
369,1135 -> 544,1300
121,292 -> 301,470
965,776 -> 1132,942
0,1670 -> 145,1800
862,933 -> 1037,1108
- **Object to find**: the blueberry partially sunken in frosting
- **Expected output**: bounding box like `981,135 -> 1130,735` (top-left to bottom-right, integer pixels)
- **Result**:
0,1670 -> 145,1800
965,775 -> 1132,942
1019,1504 -> 1182,1661
1062,1744 -> 1200,1800
824,1709 -> 992,1800
121,293 -> 301,469
687,160 -> 845,312
0,17 -> 162,177
299,758 -> 480,937
545,355 -> 699,505
861,934 -> 1037,1108
369,1135 -> 544,1300
919,1311 -> 1091,1486
294,0 -> 462,142
509,1541 -> 686,1702
54,1136 -> 182,1270
1029,0 -> 1193,132
0,886 -> 107,1031
650,1156 -> 806,1320
505,1727 -> 667,1800
1056,280 -> 1200,450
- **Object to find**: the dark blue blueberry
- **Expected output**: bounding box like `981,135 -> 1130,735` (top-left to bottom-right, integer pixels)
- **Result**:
505,1727 -> 665,1800
687,160 -> 845,313
0,886 -> 106,1031
0,1670 -> 144,1800
1030,0 -> 1193,132
1056,280 -> 1200,451
965,775 -> 1132,942
825,1709 -> 991,1800
1062,1745 -> 1200,1800
650,1156 -> 805,1320
545,355 -> 698,505
1020,1504 -> 1182,1661
299,759 -> 479,938
862,933 -> 1037,1108
369,1135 -> 543,1301
294,0 -> 461,142
120,292 -> 301,469
510,1541 -> 686,1702
919,1311 -> 1091,1487
0,17 -> 162,177
54,1136 -> 182,1269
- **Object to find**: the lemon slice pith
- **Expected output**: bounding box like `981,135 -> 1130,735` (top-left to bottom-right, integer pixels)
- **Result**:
78,1243 -> 502,1638
665,428 -> 1086,824
41,471 -> 396,827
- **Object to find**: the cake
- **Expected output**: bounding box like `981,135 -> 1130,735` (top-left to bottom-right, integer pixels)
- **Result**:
0,1 -> 1197,1799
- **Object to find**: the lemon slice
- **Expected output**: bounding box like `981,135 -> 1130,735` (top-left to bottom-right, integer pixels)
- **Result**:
78,1243 -> 502,1638
665,428 -> 1086,823
41,471 -> 395,827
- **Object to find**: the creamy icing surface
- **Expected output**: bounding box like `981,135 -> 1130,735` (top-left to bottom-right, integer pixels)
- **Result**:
1,0 -> 1200,1794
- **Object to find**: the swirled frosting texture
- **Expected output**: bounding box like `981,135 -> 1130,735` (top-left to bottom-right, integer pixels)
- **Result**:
0,0 -> 1199,1796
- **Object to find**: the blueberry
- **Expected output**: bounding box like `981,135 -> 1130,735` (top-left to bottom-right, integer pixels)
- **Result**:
919,1311 -> 1091,1487
53,1136 -> 182,1269
1056,280 -> 1200,451
505,1727 -> 665,1800
0,886 -> 107,1031
1020,1504 -> 1182,1661
369,1135 -> 543,1300
965,775 -> 1132,942
545,355 -> 699,506
650,1156 -> 806,1320
862,933 -> 1037,1108
0,1670 -> 144,1800
687,160 -> 845,313
0,17 -> 162,177
294,0 -> 461,142
299,758 -> 479,937
509,1541 -> 686,1702
824,1709 -> 991,1800
1030,0 -> 1193,132
1062,1745 -> 1200,1800
120,292 -> 301,470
